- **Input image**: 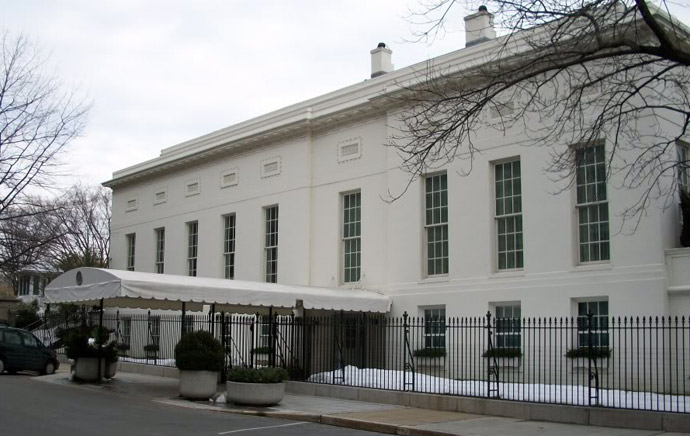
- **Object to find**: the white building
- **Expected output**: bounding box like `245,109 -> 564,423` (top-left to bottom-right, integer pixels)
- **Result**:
104,9 -> 690,327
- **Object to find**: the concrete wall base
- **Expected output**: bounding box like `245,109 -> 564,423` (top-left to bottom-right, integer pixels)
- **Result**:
285,382 -> 690,433
117,361 -> 179,378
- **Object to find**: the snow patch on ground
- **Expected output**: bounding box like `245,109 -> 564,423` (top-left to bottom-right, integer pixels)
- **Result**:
308,365 -> 690,413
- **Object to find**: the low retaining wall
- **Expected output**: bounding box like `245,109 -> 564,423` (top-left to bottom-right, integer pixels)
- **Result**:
285,381 -> 690,433
116,361 -> 179,378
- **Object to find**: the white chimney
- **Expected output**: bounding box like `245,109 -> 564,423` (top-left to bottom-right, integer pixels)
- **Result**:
464,6 -> 496,47
370,42 -> 393,78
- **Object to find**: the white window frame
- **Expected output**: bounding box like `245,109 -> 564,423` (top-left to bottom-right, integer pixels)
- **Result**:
576,299 -> 609,350
341,191 -> 361,284
264,205 -> 279,283
422,306 -> 446,349
126,233 -> 136,271
493,303 -> 521,350
678,141 -> 689,193
424,173 -> 449,277
220,168 -> 239,188
187,221 -> 198,277
18,276 -> 30,296
120,317 -> 131,346
494,159 -> 523,271
261,157 -> 281,178
575,144 -> 610,264
224,214 -> 236,279
155,228 -> 165,274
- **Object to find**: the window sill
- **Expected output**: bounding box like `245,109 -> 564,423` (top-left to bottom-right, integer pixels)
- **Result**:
490,270 -> 525,279
571,262 -> 612,273
419,275 -> 450,284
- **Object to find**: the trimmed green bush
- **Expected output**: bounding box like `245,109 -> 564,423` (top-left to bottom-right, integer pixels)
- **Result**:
565,347 -> 611,359
59,325 -> 118,363
413,347 -> 446,358
174,331 -> 224,372
482,348 -> 522,358
227,367 -> 289,384
251,346 -> 271,354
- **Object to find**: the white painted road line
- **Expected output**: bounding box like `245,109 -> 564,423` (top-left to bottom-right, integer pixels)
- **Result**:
218,421 -> 308,435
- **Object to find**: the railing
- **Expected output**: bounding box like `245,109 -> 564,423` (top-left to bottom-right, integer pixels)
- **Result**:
36,309 -> 690,413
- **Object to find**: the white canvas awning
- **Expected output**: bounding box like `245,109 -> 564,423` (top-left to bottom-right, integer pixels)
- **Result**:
44,268 -> 391,314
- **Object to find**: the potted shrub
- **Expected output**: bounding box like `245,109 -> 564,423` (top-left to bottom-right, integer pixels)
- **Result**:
565,347 -> 611,372
226,367 -> 289,406
175,331 -> 224,400
60,325 -> 118,382
482,347 -> 522,368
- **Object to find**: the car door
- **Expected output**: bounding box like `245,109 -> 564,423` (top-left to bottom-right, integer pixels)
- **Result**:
1,330 -> 26,370
18,331 -> 44,371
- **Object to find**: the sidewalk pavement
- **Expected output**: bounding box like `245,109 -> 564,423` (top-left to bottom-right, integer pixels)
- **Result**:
37,369 -> 690,436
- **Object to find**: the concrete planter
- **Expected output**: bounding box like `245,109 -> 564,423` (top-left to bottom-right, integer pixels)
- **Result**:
225,381 -> 285,406
179,370 -> 219,400
73,357 -> 117,382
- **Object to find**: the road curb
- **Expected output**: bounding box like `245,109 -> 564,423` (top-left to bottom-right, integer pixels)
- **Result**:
156,398 -> 463,436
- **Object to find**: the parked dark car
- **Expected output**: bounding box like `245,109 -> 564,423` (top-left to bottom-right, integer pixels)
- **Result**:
0,326 -> 59,375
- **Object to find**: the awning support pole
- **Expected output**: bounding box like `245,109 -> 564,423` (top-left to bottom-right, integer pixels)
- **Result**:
181,302 -> 187,336
210,304 -> 216,336
97,298 -> 104,383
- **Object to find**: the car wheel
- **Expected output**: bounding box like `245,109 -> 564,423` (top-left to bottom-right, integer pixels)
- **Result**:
42,361 -> 56,375
0,358 -> 4,374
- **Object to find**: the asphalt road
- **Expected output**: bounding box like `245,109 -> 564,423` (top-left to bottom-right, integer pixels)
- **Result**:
0,373 -> 382,436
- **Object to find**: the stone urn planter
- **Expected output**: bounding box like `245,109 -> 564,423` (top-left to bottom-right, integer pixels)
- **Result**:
62,324 -> 119,383
73,358 -> 118,381
226,380 -> 285,406
179,370 -> 220,400
175,331 -> 224,400
225,367 -> 289,406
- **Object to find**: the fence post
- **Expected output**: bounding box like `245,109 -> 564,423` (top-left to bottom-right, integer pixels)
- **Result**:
402,311 -> 415,392
220,311 -> 227,382
586,312 -> 600,406
486,311 -> 499,398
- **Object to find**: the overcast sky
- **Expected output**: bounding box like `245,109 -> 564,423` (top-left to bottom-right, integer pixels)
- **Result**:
2,1 -> 689,190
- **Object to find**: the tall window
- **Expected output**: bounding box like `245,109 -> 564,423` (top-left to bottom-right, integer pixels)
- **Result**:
155,228 -> 165,274
264,206 -> 279,283
576,145 -> 610,263
32,276 -> 41,296
679,142 -> 689,192
120,317 -> 131,346
18,276 -> 30,296
423,307 -> 446,349
577,300 -> 609,349
494,304 -> 521,349
342,191 -> 361,283
425,173 -> 448,276
495,160 -> 523,270
187,221 -> 198,276
126,233 -> 136,271
148,316 -> 161,346
224,214 -> 236,279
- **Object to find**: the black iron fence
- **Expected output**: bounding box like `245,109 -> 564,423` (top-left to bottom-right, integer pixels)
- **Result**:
27,309 -> 690,413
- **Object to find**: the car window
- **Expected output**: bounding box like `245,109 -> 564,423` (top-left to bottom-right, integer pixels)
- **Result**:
19,331 -> 38,348
4,330 -> 22,345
